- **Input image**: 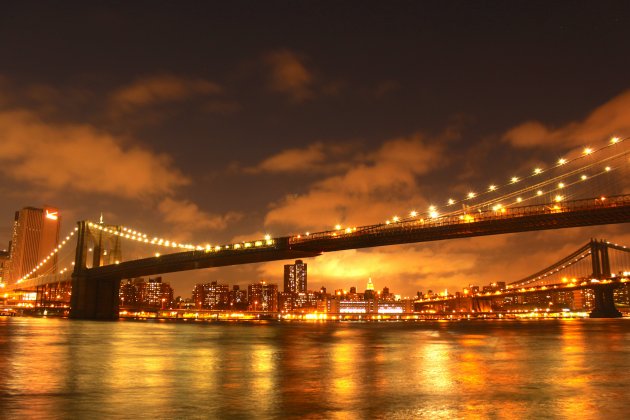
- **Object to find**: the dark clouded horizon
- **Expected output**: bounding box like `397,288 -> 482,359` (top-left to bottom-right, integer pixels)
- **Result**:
1,1 -> 629,296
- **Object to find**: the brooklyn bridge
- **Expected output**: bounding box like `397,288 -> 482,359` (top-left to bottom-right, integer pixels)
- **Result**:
3,137 -> 630,319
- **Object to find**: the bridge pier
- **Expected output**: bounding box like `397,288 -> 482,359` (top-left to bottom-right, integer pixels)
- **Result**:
589,285 -> 622,318
70,274 -> 121,320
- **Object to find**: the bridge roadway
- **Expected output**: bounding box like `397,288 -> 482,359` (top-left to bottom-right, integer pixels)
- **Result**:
8,194 -> 630,288
8,194 -> 630,319
85,194 -> 630,281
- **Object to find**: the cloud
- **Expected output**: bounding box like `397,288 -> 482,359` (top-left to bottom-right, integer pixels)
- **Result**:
372,80 -> 401,98
253,143 -> 326,173
110,74 -> 222,112
246,142 -> 356,174
264,49 -> 314,102
503,89 -> 630,148
158,198 -> 242,239
263,134 -> 445,231
0,109 -> 189,198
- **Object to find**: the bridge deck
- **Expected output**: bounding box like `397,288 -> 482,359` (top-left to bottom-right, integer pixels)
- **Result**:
289,195 -> 630,252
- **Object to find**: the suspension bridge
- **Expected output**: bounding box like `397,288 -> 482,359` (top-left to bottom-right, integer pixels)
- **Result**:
415,239 -> 630,317
3,136 -> 630,319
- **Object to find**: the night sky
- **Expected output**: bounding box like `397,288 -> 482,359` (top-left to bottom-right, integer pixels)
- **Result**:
1,1 -> 629,296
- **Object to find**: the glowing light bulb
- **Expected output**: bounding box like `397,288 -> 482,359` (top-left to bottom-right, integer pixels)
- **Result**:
489,185 -> 496,191
511,177 -> 519,183
410,210 -> 418,217
448,199 -> 455,205
611,136 -> 620,144
558,158 -> 566,165
468,192 -> 476,199
533,168 -> 542,175
537,190 -> 543,196
583,147 -> 592,155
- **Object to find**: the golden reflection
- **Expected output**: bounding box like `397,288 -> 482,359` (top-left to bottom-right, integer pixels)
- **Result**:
417,341 -> 454,393
250,343 -> 276,413
328,327 -> 364,409
553,321 -> 592,418
455,334 -> 490,388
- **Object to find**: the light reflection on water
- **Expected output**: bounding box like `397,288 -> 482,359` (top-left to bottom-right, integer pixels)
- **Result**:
1,318 -> 629,418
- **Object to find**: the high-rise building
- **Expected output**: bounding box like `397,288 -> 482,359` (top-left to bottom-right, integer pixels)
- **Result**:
7,207 -> 60,284
284,259 -> 307,293
364,278 -> 376,300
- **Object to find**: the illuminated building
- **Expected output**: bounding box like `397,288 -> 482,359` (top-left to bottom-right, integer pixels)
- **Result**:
248,282 -> 262,310
248,281 -> 278,312
284,259 -> 307,293
0,249 -> 9,284
192,281 -> 230,309
339,300 -> 375,314
120,277 -> 173,309
119,280 -> 137,307
229,285 -> 248,310
364,277 -> 376,300
613,284 -> 629,306
6,207 -> 60,284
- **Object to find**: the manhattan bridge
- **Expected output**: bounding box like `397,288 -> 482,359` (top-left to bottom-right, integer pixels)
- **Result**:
4,137 -> 630,319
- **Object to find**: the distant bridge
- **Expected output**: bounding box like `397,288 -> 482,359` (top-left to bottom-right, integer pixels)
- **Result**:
415,239 -> 630,317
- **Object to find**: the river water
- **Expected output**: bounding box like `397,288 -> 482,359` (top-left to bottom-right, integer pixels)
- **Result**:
1,318 -> 629,419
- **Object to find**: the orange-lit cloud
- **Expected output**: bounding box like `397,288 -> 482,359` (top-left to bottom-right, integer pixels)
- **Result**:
110,74 -> 222,112
503,90 -> 630,148
158,198 -> 242,240
247,142 -> 355,174
0,109 -> 188,198
264,49 -> 313,102
263,134 -> 445,231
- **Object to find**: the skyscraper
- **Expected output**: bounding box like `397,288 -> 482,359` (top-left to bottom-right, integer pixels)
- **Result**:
7,207 -> 60,284
284,259 -> 307,293
0,250 -> 9,285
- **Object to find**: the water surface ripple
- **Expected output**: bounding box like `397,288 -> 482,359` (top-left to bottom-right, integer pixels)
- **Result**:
1,318 -> 629,419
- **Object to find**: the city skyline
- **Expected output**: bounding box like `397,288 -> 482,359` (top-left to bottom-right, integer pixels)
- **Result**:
1,2 -> 630,296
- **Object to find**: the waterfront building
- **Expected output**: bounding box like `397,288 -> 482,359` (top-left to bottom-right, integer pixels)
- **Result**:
192,281 -> 230,309
119,277 -> 173,309
248,281 -> 278,312
0,249 -> 9,284
120,279 -> 138,306
6,207 -> 60,284
229,285 -> 248,310
614,283 -> 630,307
284,259 -> 307,293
